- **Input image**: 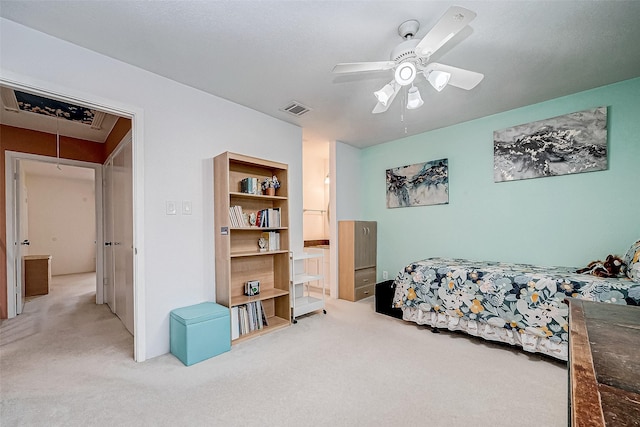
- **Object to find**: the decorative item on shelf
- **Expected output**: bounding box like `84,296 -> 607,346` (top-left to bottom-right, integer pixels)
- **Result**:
262,175 -> 280,196
244,280 -> 260,296
249,212 -> 257,227
258,237 -> 267,252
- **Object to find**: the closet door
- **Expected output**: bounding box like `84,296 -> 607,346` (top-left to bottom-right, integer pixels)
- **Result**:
103,158 -> 115,312
112,139 -> 134,335
103,133 -> 134,335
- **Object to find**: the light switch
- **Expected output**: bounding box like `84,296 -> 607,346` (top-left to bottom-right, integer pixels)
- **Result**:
166,201 -> 177,215
182,201 -> 192,215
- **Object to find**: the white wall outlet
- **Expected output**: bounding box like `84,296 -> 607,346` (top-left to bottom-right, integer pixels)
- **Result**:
182,201 -> 192,215
166,200 -> 177,215
383,270 -> 389,280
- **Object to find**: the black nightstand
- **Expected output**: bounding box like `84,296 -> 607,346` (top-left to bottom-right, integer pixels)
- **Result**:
375,280 -> 403,319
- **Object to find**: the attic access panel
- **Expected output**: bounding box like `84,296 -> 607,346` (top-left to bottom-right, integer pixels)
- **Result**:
14,90 -> 96,125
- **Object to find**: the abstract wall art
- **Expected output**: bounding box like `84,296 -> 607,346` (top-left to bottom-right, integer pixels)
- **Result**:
493,106 -> 608,182
386,159 -> 448,208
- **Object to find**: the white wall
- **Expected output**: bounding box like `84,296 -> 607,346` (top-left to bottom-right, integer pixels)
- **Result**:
1,18 -> 303,359
335,141 -> 363,222
26,173 -> 96,275
361,78 -> 640,276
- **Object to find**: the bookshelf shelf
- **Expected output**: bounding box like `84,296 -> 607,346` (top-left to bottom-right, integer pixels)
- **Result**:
214,151 -> 291,343
230,249 -> 290,258
230,191 -> 288,200
229,227 -> 289,231
230,288 -> 289,307
232,316 -> 290,343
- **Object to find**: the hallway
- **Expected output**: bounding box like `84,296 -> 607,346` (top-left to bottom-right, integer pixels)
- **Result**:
0,272 -> 133,376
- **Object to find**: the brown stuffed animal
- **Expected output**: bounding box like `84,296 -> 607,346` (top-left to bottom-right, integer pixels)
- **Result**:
576,254 -> 626,278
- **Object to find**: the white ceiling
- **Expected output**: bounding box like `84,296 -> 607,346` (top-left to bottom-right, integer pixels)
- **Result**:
2,1 -> 640,148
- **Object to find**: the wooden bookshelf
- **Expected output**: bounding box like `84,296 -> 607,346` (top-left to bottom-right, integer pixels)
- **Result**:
214,152 -> 291,343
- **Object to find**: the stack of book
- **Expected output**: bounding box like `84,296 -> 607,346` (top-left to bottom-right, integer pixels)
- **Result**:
240,177 -> 260,195
229,206 -> 282,228
231,301 -> 269,339
228,205 -> 249,227
260,231 -> 280,251
256,207 -> 281,227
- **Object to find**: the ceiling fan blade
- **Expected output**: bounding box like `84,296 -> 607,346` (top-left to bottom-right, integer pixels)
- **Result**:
332,61 -> 396,74
372,81 -> 400,114
415,6 -> 477,58
425,63 -> 484,90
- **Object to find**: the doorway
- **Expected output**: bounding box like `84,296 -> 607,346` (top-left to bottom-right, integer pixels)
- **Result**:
1,78 -> 146,361
6,153 -> 103,314
302,139 -> 333,297
19,159 -> 98,311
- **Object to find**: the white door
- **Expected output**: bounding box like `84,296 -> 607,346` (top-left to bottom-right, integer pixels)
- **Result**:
103,158 -> 115,312
13,159 -> 29,314
104,133 -> 134,335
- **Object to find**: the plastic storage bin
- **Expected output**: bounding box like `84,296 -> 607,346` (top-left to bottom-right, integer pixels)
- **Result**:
170,302 -> 230,366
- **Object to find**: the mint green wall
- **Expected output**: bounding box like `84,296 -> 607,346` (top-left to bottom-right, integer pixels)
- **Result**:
362,78 -> 640,279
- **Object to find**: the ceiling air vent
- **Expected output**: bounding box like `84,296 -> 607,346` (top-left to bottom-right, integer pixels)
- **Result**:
281,101 -> 311,117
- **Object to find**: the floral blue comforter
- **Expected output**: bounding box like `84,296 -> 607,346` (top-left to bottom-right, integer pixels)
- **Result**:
393,257 -> 640,360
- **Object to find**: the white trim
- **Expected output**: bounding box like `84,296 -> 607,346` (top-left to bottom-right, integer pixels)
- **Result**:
4,155 -> 17,319
329,140 -> 338,299
0,74 -> 146,362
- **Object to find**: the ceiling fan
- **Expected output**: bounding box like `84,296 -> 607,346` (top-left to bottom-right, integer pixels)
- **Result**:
332,6 -> 484,114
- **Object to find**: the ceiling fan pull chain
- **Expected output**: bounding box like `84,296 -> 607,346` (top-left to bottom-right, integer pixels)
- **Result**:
401,88 -> 408,134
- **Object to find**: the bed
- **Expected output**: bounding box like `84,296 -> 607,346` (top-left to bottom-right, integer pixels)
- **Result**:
391,241 -> 640,361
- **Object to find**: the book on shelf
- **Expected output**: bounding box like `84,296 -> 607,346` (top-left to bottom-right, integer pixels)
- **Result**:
232,300 -> 269,338
231,306 -> 240,340
260,231 -> 280,251
247,303 -> 255,332
255,301 -> 263,330
240,177 -> 260,195
238,305 -> 247,335
260,300 -> 269,326
256,207 -> 281,228
229,205 -> 249,227
228,206 -> 237,227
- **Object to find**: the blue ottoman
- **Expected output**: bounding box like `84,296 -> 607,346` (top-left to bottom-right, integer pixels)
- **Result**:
170,302 -> 230,366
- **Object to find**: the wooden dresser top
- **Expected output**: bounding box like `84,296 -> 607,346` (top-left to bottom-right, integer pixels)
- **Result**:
568,299 -> 640,427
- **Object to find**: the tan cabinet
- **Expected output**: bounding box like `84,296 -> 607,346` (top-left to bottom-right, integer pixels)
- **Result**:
24,255 -> 52,297
214,152 -> 291,343
338,221 -> 377,301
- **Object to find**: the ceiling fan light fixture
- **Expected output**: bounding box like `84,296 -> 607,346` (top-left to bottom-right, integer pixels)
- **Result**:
425,69 -> 451,92
394,62 -> 417,86
406,86 -> 424,110
374,82 -> 396,106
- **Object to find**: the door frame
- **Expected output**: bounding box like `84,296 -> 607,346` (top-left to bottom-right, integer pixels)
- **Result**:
5,152 -> 104,303
0,73 -> 146,362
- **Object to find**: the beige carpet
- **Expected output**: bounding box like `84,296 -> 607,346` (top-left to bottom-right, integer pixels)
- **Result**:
0,273 -> 568,426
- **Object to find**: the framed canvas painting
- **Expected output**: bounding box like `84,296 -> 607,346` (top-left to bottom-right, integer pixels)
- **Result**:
386,159 -> 448,208
494,106 -> 607,182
